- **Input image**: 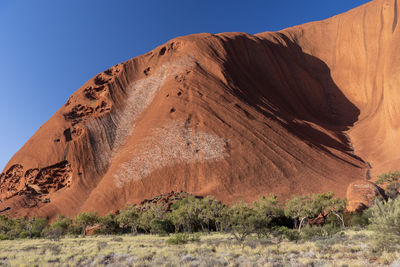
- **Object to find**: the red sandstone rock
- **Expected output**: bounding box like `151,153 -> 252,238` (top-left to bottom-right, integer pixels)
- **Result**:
346,180 -> 386,211
1,0 -> 397,218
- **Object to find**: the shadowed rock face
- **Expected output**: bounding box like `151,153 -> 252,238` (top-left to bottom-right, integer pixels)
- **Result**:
1,0 -> 397,218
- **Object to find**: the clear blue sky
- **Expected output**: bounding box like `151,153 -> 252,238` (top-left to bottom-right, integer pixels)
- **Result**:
0,0 -> 371,171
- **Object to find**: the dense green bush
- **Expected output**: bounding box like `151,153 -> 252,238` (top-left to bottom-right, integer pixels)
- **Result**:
49,216 -> 72,234
166,233 -> 200,245
273,226 -> 300,241
200,197 -> 229,232
74,212 -> 98,234
66,224 -> 82,236
0,216 -> 48,239
29,218 -> 48,238
169,196 -> 228,233
349,210 -> 371,228
252,194 -> 285,237
136,203 -> 168,233
149,218 -> 173,234
169,196 -> 203,233
116,205 -> 139,234
97,214 -> 119,234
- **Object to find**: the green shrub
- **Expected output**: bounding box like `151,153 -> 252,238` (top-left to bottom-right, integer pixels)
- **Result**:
349,210 -> 371,228
0,233 -> 9,240
149,218 -> 173,234
67,224 -> 82,236
97,214 -> 119,234
273,226 -> 300,241
300,225 -> 325,240
168,196 -> 228,233
166,233 -> 200,245
322,223 -> 341,236
0,216 -> 12,235
137,203 -> 167,233
285,195 -> 315,231
19,231 -> 30,239
7,218 -> 26,239
369,198 -> 400,251
252,194 -> 285,237
169,196 -> 204,233
199,197 -> 228,232
227,201 -> 262,242
45,215 -> 72,238
30,218 -> 48,237
116,205 -> 139,234
74,212 -> 98,234
285,193 -> 347,231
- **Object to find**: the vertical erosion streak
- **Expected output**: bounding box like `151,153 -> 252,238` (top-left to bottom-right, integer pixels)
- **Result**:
86,114 -> 117,174
393,0 -> 398,33
363,8 -> 369,102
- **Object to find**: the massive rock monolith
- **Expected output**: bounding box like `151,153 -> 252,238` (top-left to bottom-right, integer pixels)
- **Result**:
1,0 -> 397,217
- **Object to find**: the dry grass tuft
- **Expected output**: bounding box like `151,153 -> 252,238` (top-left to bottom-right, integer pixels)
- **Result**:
0,231 -> 397,266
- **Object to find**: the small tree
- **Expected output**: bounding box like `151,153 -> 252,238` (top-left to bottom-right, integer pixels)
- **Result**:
311,192 -> 347,228
285,193 -> 347,231
45,215 -> 72,239
253,195 -> 283,222
75,212 -> 98,235
98,214 -> 118,234
227,201 -> 261,242
311,192 -> 335,221
169,197 -> 203,233
215,205 -> 230,232
27,217 -> 48,238
198,197 -> 225,232
8,218 -> 26,239
149,218 -> 173,234
285,195 -> 316,232
329,197 -> 347,228
0,216 -> 12,239
116,205 -> 139,234
137,203 -> 168,233
252,194 -> 284,236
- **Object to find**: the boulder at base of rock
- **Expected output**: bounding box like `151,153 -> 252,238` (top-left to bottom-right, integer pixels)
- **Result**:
346,180 -> 385,212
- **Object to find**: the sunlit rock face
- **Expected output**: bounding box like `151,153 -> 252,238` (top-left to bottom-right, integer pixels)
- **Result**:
2,0 -> 399,218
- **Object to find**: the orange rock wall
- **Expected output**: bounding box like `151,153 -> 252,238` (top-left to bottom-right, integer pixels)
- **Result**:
1,0 -> 396,218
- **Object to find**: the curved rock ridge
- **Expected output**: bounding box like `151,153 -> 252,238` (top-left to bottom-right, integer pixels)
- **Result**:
0,0 -> 396,217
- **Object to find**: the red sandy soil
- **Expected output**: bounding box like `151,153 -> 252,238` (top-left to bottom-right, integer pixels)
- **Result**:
1,0 -> 397,218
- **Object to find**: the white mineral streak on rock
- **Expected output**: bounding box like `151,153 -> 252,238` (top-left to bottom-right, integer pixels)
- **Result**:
85,56 -> 197,173
114,120 -> 228,187
112,56 -> 196,154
